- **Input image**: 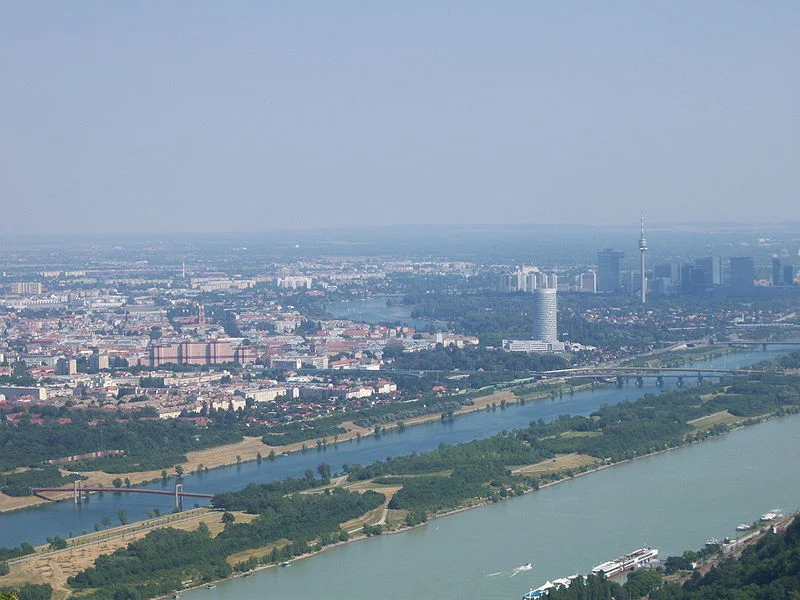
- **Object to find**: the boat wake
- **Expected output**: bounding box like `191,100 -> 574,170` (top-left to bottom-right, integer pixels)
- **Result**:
487,563 -> 533,578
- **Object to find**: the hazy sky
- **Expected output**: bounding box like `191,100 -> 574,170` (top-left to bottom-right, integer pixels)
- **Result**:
1,2 -> 798,235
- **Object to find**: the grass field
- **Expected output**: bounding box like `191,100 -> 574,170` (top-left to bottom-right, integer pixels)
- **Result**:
559,430 -> 602,439
510,453 -> 598,476
688,410 -> 741,430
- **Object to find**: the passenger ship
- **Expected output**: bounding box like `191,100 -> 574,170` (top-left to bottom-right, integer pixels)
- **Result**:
591,547 -> 659,579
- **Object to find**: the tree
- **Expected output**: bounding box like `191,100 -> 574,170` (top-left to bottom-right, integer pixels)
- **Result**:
112,477 -> 123,489
0,592 -> 18,600
316,462 -> 331,481
117,509 -> 128,525
161,469 -> 168,481
47,536 -> 67,550
101,516 -> 112,528
221,512 -> 236,524
153,508 -> 161,518
124,478 -> 131,488
0,561 -> 9,576
624,568 -> 662,598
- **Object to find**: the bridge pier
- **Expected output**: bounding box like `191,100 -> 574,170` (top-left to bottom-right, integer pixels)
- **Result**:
656,376 -> 663,387
175,483 -> 183,509
676,376 -> 684,387
697,373 -> 703,383
616,376 -> 624,388
635,376 -> 644,388
762,343 -> 768,351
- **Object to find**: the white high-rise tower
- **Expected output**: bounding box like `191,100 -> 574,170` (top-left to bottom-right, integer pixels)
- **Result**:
533,285 -> 557,343
639,214 -> 647,304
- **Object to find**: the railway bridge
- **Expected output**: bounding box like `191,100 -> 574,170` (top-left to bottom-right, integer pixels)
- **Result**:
539,366 -> 772,388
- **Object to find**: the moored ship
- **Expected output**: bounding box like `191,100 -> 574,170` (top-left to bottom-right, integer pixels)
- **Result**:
760,509 -> 783,522
591,547 -> 659,579
522,575 -> 583,599
521,548 -> 658,598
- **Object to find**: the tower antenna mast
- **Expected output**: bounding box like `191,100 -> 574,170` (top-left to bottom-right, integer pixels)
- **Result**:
639,212 -> 647,304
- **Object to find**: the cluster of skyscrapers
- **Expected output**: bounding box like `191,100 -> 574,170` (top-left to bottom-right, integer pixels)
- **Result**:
499,266 -> 557,293
597,251 -> 794,297
501,222 -> 796,353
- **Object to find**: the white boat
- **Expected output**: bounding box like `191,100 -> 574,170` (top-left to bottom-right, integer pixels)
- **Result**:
592,547 -> 659,578
760,509 -> 782,522
736,523 -> 752,532
522,575 -> 583,599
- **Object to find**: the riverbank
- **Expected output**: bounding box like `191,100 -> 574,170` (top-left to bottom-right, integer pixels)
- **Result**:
7,402 -> 798,600
0,387 -> 525,514
0,338 -> 764,515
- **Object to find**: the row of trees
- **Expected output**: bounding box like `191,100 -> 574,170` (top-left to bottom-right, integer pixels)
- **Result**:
0,585 -> 51,600
386,344 -> 568,373
0,467 -> 80,497
0,415 -> 243,475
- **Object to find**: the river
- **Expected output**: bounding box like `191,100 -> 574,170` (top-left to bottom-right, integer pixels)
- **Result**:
326,296 -> 441,330
0,343 -> 794,549
186,413 -> 800,600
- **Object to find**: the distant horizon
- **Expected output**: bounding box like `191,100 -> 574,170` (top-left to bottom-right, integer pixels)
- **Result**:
0,219 -> 797,240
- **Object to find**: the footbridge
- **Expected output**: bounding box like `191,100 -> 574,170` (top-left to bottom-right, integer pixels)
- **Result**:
31,482 -> 213,508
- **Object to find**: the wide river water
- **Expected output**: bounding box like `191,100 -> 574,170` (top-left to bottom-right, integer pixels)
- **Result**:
187,411 -> 800,600
326,296 -> 440,330
0,342 -> 790,548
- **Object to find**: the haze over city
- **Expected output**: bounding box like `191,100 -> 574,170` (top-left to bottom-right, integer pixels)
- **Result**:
2,1 -> 798,235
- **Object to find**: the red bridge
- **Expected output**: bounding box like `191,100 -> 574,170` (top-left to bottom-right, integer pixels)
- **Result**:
32,482 -> 213,507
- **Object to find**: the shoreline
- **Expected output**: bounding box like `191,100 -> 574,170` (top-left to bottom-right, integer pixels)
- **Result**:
8,406 -> 799,600
0,341 -> 773,515
0,386 -> 529,514
0,346 -> 755,515
159,409 -> 800,600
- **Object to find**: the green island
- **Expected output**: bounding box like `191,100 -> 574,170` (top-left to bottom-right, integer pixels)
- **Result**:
2,352 -> 800,599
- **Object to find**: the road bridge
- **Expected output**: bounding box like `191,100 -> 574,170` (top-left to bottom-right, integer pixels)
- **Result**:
715,341 -> 800,350
538,366 -> 776,389
540,367 -> 769,376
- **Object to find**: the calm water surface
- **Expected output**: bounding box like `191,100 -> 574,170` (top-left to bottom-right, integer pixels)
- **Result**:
186,413 -> 800,600
326,296 -> 440,330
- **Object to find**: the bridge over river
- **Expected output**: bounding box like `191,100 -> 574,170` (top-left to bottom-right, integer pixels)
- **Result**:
31,482 -> 214,508
538,366 -> 778,387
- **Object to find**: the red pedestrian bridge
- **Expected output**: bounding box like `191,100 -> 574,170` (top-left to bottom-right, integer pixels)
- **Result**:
32,483 -> 213,507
